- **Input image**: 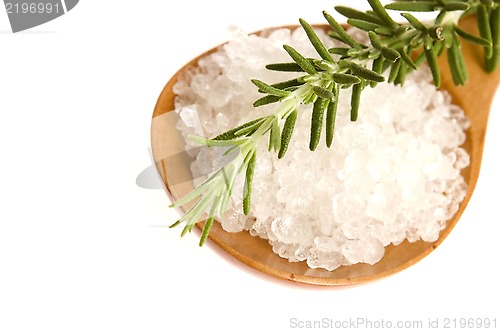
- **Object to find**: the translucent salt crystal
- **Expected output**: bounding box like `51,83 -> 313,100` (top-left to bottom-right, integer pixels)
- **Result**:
251,217 -> 272,239
344,147 -> 371,174
366,181 -> 400,224
252,195 -> 273,221
272,242 -> 300,261
319,214 -> 336,236
342,237 -> 384,265
190,74 -> 212,100
365,148 -> 396,182
220,205 -> 247,233
370,221 -> 403,246
418,222 -> 441,242
397,165 -> 425,202
445,202 -> 460,220
173,80 -> 190,95
294,246 -> 308,261
255,156 -> 273,175
433,207 -> 446,222
214,112 -> 230,130
333,193 -> 366,222
453,147 -> 470,169
449,105 -> 471,129
424,115 -> 466,149
178,106 -> 201,129
314,234 -> 346,252
341,220 -> 370,240
446,177 -> 468,203
344,169 -> 374,195
271,215 -> 312,245
306,248 -> 343,271
266,28 -> 292,46
286,197 -> 310,210
207,76 -> 233,108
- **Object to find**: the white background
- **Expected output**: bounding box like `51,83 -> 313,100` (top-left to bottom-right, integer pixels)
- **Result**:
0,1 -> 498,331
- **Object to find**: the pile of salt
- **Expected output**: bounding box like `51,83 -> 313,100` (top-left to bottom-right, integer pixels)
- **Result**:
173,27 -> 470,271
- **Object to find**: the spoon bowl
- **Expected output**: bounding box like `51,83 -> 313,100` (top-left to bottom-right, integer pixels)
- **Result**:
151,15 -> 499,286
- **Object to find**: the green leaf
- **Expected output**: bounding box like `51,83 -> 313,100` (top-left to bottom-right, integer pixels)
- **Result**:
233,119 -> 267,137
368,0 -> 399,28
190,135 -> 241,147
278,109 -> 297,159
386,1 -> 437,12
350,83 -> 362,121
447,33 -> 468,85
368,49 -> 382,59
253,95 -> 280,107
347,61 -> 385,82
401,12 -> 426,31
326,85 -> 339,147
299,18 -> 334,62
199,217 -> 215,246
372,54 -> 385,74
313,85 -> 335,99
388,58 -> 402,83
283,45 -> 318,75
478,4 -> 493,59
266,62 -> 305,72
398,47 -> 418,69
375,26 -> 399,36
443,2 -> 469,11
455,26 -> 492,47
328,47 -> 350,56
243,152 -> 256,215
434,10 -> 447,25
394,62 -> 409,85
347,18 -> 381,32
213,117 -> 265,140
323,10 -> 362,49
268,117 -> 281,152
313,59 -> 333,71
199,186 -> 227,245
435,40 -> 446,56
369,31 -> 383,49
384,30 -> 418,49
251,79 -> 290,97
424,46 -> 441,87
335,6 -> 385,25
271,78 -> 303,90
331,73 -> 362,85
381,47 -> 401,62
370,56 -> 385,87
486,5 -> 500,72
310,97 -> 329,151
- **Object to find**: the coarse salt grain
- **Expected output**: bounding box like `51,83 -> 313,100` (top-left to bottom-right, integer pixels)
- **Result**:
173,27 -> 470,271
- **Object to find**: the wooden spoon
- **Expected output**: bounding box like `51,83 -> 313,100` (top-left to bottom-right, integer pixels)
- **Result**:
151,15 -> 500,286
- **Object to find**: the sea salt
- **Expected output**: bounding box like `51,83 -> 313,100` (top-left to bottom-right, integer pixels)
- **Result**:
173,27 -> 470,271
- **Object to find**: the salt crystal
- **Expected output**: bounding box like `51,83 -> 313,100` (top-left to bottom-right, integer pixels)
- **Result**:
342,237 -> 384,265
271,215 -> 313,245
220,203 -> 248,233
453,147 -> 471,169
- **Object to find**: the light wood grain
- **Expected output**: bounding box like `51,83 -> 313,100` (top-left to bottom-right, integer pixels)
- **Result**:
151,15 -> 500,286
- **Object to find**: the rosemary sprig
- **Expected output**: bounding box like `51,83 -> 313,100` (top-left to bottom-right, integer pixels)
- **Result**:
170,0 -> 499,245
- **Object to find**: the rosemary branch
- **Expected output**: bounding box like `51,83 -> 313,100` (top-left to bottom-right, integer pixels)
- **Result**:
170,0 -> 500,245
